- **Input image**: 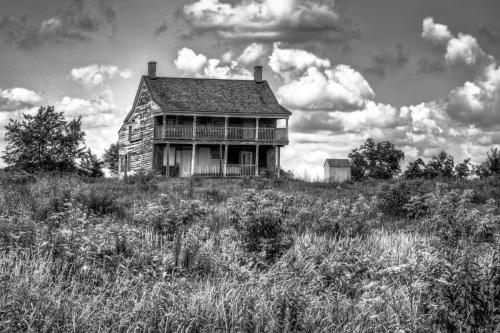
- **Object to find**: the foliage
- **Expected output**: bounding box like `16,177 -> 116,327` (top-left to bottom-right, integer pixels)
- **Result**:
78,148 -> 104,178
102,142 -> 119,175
348,138 -> 405,180
475,148 -> 500,178
454,158 -> 471,179
2,106 -> 86,173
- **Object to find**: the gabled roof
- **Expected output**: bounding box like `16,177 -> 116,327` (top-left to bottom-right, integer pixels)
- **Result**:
142,76 -> 291,116
324,159 -> 351,168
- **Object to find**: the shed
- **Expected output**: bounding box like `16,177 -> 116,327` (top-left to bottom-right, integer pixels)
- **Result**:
324,159 -> 351,182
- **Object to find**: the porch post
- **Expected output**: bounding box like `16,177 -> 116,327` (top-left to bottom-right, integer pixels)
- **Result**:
191,143 -> 196,176
255,145 -> 259,176
255,118 -> 259,141
166,143 -> 170,177
277,146 -> 281,179
219,144 -> 223,177
193,115 -> 197,140
162,115 -> 166,139
224,144 -> 228,177
224,116 -> 228,140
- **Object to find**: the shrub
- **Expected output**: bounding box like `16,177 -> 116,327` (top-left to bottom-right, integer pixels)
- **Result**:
376,180 -> 433,217
228,190 -> 293,264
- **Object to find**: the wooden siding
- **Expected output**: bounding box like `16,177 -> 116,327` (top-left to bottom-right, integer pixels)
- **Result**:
118,82 -> 160,175
325,166 -> 351,182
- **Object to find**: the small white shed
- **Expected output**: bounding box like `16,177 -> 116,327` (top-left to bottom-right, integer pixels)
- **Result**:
324,159 -> 351,182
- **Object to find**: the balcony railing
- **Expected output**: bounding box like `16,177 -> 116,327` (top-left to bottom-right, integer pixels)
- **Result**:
154,126 -> 288,142
194,164 -> 256,177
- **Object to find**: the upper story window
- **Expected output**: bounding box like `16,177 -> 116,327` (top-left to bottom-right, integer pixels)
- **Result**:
128,126 -> 132,141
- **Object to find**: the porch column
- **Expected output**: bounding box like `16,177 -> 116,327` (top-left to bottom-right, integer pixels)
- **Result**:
193,115 -> 197,140
224,116 -> 229,140
219,144 -> 223,177
191,143 -> 196,176
276,146 -> 281,179
255,118 -> 259,141
166,143 -> 170,177
223,144 -> 228,177
255,145 -> 259,176
162,115 -> 166,139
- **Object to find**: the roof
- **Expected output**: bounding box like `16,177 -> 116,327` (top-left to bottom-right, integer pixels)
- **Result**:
142,76 -> 291,116
324,159 -> 351,168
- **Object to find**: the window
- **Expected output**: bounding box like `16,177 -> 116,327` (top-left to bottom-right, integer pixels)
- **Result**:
128,126 -> 132,141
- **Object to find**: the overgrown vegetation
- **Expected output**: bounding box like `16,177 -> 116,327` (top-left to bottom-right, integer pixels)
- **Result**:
1,173 -> 500,332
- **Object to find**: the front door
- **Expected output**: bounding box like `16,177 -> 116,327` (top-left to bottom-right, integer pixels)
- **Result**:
180,150 -> 192,177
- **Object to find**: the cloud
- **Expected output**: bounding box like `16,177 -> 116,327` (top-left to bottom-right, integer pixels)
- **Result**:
365,44 -> 409,78
446,63 -> 500,127
0,0 -> 116,49
70,64 -> 132,88
181,0 -> 358,43
445,33 -> 485,66
154,21 -> 168,37
422,17 -> 453,44
416,57 -> 446,73
0,87 -> 42,110
237,43 -> 268,65
174,47 -> 252,79
422,17 -> 486,66
268,43 -> 331,75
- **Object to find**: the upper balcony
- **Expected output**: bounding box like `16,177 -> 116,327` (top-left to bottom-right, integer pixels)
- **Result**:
152,115 -> 289,144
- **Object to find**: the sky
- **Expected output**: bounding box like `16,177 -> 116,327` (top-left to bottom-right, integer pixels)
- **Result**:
1,0 -> 500,178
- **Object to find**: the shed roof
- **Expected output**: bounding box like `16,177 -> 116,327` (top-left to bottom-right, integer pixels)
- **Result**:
142,76 -> 291,116
324,159 -> 351,168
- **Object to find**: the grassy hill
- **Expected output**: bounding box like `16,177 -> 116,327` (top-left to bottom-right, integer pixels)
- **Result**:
1,175 -> 500,332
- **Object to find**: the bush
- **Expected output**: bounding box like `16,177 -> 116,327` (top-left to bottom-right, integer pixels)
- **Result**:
228,190 -> 293,264
376,180 -> 433,217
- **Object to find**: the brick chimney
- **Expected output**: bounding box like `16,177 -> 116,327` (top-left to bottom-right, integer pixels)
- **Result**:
254,65 -> 263,83
148,61 -> 157,78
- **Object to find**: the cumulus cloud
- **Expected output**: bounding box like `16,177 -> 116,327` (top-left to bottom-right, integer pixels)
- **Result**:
422,17 -> 486,66
365,44 -> 409,78
445,33 -> 485,65
422,17 -> 453,44
0,0 -> 116,49
446,63 -> 500,127
268,43 -> 331,75
181,0 -> 358,43
277,65 -> 374,111
174,47 -> 252,79
237,43 -> 268,65
70,64 -> 132,88
0,87 -> 42,110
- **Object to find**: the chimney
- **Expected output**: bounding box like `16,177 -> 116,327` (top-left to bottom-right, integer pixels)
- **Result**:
254,65 -> 263,83
148,61 -> 157,78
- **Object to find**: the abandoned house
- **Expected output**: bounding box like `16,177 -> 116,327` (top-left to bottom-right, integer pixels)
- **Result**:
324,159 -> 352,182
118,62 -> 291,178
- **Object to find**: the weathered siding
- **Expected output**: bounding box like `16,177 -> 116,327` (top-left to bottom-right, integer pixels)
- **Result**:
326,167 -> 351,182
118,81 -> 160,176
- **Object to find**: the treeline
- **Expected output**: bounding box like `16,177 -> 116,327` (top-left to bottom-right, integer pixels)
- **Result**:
349,138 -> 500,181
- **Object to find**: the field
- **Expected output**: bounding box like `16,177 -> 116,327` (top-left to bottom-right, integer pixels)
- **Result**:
1,174 -> 500,332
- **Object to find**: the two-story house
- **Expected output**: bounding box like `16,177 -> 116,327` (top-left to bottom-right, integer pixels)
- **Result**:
118,62 -> 291,178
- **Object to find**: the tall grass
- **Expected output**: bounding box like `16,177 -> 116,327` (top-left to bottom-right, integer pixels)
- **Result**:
1,174 -> 500,332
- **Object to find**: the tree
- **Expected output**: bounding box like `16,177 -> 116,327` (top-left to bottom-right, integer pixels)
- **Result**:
79,149 -> 104,178
2,106 -> 86,173
403,158 -> 426,179
475,148 -> 500,178
425,151 -> 455,178
103,142 -> 119,175
455,158 -> 471,179
348,138 -> 405,180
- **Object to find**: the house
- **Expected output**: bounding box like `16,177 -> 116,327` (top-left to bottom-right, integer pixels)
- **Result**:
324,159 -> 351,182
118,62 -> 291,178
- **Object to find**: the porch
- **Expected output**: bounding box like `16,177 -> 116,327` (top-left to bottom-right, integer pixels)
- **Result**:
152,143 -> 281,178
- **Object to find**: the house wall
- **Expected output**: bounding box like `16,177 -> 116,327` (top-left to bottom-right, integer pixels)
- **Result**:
327,167 -> 351,182
118,81 -> 160,176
